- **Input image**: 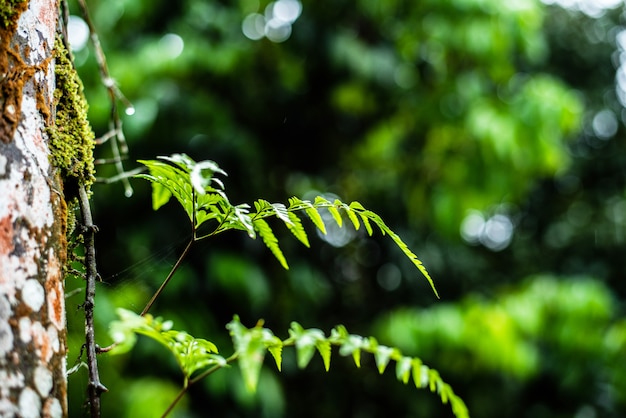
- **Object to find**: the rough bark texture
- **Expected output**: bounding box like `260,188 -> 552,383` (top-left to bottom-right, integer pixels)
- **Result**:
0,1 -> 67,417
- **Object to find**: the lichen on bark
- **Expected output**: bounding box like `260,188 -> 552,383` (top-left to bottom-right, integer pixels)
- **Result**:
1,1 -> 69,415
0,0 -> 31,144
47,35 -> 95,194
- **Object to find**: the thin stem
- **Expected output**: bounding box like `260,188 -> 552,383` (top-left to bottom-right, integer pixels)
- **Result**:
95,167 -> 145,184
77,185 -> 108,417
160,354 -> 239,418
159,385 -> 187,418
189,353 -> 238,385
195,206 -> 233,241
140,238 -> 194,316
140,187 -> 197,316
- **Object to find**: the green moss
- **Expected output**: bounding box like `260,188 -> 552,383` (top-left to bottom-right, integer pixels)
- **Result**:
47,35 -> 96,193
0,0 -> 27,29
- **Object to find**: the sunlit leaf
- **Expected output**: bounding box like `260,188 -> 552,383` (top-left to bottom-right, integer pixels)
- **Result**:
226,316 -> 267,392
304,205 -> 326,235
396,356 -> 412,384
286,211 -> 310,247
254,218 -> 288,269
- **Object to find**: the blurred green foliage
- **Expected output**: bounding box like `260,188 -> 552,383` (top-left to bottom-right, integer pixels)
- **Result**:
375,276 -> 625,413
64,0 -> 626,417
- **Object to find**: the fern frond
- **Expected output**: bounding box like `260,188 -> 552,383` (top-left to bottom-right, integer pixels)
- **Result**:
109,312 -> 469,418
137,155 -> 436,296
228,317 -> 469,418
253,218 -> 289,269
108,309 -> 227,379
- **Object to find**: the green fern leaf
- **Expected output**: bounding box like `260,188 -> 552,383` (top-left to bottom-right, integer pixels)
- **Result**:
315,338 -> 332,372
137,155 -> 228,228
358,210 -> 439,298
286,211 -> 310,247
253,198 -> 273,214
268,343 -> 283,372
226,317 -> 284,391
411,359 -> 426,388
288,322 -> 331,371
305,205 -> 327,234
343,203 -> 361,231
136,160 -> 192,215
328,201 -> 344,227
350,202 -> 373,235
332,199 -> 361,231
331,326 -> 364,368
232,204 -> 255,238
253,218 -> 289,269
194,193 -> 226,228
386,228 -> 438,298
226,316 -> 267,392
271,203 -> 291,225
150,180 -> 173,211
108,309 -> 227,380
373,345 -> 394,374
396,356 -> 412,384
286,197 -> 327,234
293,331 -> 319,369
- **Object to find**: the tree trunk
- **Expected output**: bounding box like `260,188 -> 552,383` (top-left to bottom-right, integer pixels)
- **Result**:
0,1 -> 67,417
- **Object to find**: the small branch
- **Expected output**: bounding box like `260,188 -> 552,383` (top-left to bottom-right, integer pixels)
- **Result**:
94,127 -> 118,146
95,167 -> 145,185
77,184 -> 108,417
76,0 -> 135,197
141,186 -> 197,316
140,238 -> 194,316
159,385 -> 187,418
160,353 -> 239,418
188,353 -> 238,385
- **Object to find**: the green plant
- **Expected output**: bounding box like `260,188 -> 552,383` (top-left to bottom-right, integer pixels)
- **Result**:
104,153 -> 468,417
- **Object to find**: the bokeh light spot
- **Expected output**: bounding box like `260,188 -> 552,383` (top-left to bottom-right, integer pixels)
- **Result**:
242,0 -> 302,43
273,0 -> 302,24
242,13 -> 266,40
67,15 -> 89,51
460,211 -> 486,245
377,263 -> 402,291
461,210 -> 514,251
265,18 -> 292,43
159,33 -> 184,59
592,109 -> 618,139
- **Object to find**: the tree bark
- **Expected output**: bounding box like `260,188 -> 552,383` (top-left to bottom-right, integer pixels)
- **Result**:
0,1 -> 67,417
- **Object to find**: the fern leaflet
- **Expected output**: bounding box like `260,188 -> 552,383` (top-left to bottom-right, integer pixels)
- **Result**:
253,218 -> 289,269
